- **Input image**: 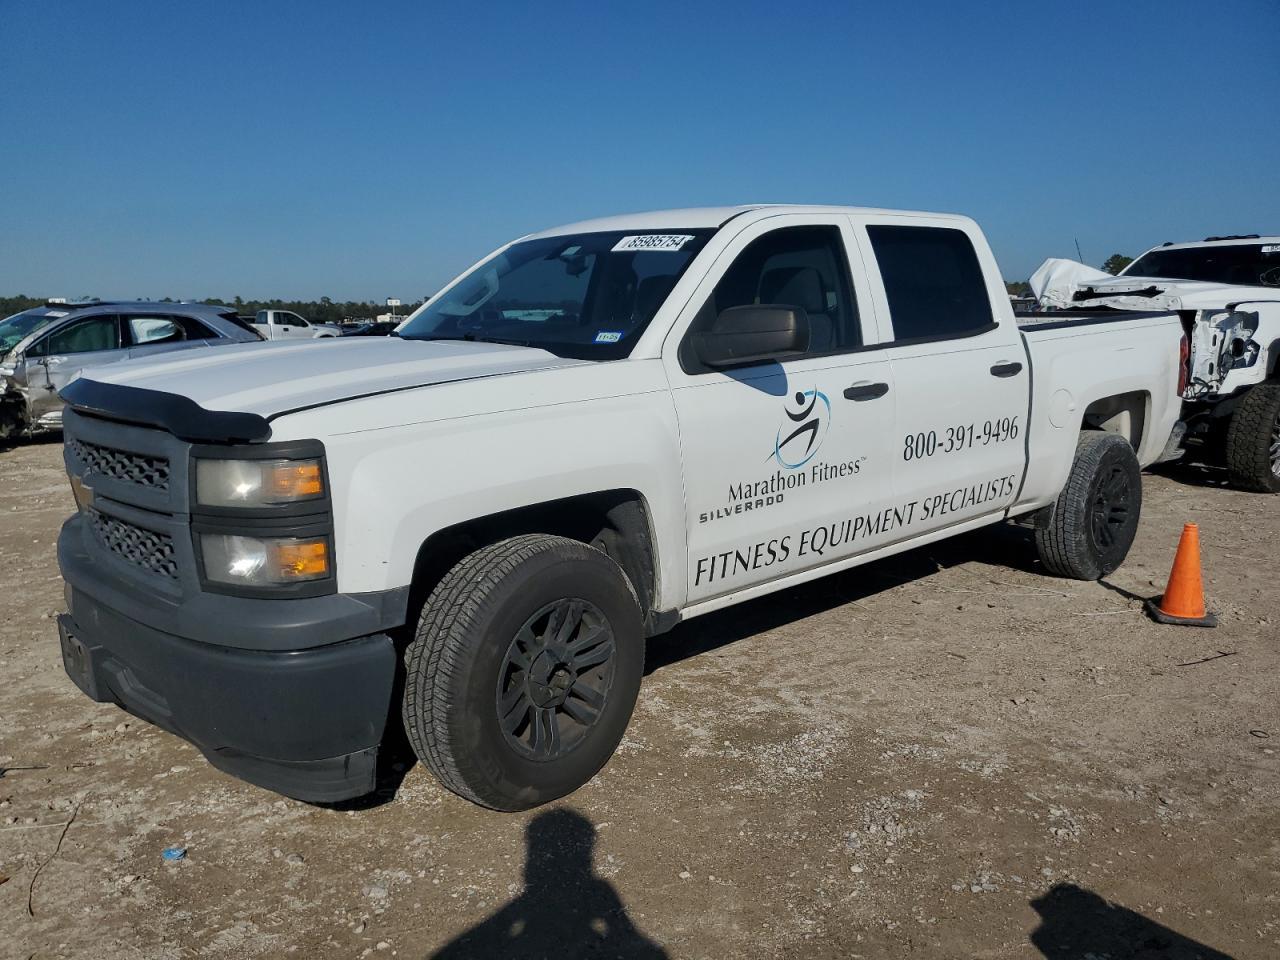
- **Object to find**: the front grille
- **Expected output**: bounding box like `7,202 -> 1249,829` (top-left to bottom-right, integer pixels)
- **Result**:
88,510 -> 179,579
69,438 -> 170,491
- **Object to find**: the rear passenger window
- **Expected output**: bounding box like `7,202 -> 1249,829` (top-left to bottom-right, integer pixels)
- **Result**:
173,315 -> 215,339
683,226 -> 859,370
126,315 -> 185,345
867,226 -> 994,342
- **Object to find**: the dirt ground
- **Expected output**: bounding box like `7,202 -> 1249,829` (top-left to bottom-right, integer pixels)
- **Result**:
1,436 -> 1276,960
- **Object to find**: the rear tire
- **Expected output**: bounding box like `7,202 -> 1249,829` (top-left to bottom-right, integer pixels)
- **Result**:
402,534 -> 643,811
1224,383 -> 1280,493
1035,432 -> 1142,580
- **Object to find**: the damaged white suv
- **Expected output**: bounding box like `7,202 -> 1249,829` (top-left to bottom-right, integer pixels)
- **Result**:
1032,235 -> 1280,491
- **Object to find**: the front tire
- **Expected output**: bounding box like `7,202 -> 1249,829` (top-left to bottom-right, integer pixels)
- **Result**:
402,535 -> 644,811
1035,432 -> 1142,580
1225,383 -> 1280,493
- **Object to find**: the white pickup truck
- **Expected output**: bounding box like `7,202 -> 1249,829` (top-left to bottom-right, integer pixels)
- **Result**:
251,308 -> 341,340
1032,235 -> 1280,491
54,205 -> 1182,810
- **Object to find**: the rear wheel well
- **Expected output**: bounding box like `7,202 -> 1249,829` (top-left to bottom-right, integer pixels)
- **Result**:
1082,391 -> 1148,451
405,490 -> 660,635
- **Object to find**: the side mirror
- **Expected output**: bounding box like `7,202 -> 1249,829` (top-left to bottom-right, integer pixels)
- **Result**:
693,305 -> 810,368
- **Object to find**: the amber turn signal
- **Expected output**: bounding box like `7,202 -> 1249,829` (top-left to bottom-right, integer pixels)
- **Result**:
268,462 -> 324,500
273,538 -> 330,580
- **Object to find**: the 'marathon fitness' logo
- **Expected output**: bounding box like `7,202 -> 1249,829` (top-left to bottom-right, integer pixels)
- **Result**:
771,388 -> 830,469
696,385 -> 861,526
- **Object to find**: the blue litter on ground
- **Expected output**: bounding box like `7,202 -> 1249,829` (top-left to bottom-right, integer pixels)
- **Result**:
162,846 -> 187,861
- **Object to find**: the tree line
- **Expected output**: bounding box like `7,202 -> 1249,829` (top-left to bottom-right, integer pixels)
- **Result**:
4,255 -> 1138,321
0,295 -> 426,325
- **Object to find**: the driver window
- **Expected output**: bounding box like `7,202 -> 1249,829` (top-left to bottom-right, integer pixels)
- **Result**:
31,316 -> 121,356
682,226 -> 859,371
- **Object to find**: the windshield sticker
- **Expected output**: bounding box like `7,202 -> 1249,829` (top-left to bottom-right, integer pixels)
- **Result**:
611,234 -> 694,252
594,331 -> 622,343
1262,244 -> 1280,254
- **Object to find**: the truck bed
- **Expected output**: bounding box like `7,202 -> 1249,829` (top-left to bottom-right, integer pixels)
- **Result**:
1012,305 -> 1184,517
1016,309 -> 1175,331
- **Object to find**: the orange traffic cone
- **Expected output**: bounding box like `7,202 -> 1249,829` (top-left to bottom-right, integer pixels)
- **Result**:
1145,523 -> 1217,627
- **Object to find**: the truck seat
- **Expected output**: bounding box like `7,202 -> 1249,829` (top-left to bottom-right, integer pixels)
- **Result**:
759,266 -> 832,352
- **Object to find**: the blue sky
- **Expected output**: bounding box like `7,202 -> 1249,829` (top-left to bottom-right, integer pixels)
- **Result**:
2,0 -> 1277,301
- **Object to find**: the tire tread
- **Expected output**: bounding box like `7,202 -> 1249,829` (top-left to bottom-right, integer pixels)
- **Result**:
1225,384 -> 1280,493
402,534 -> 629,809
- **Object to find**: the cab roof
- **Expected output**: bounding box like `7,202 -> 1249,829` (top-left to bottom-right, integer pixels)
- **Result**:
50,300 -> 237,316
1145,235 -> 1280,252
524,204 -> 970,239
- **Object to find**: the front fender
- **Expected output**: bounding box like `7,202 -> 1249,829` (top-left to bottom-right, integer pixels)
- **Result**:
274,363 -> 689,610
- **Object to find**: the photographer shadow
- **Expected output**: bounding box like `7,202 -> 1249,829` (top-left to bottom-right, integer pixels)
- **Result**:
428,808 -> 668,959
1030,883 -> 1235,959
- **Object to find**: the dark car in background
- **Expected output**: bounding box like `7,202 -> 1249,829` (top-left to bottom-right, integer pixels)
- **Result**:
0,301 -> 261,438
342,320 -> 400,336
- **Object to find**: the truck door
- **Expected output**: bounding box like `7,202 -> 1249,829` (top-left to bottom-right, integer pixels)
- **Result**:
665,215 -> 899,605
21,314 -> 128,427
276,312 -> 312,339
852,218 -> 1029,541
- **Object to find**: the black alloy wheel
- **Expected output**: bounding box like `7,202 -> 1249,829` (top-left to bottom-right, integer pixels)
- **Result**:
1088,462 -> 1133,553
497,598 -> 616,761
1035,431 -> 1143,580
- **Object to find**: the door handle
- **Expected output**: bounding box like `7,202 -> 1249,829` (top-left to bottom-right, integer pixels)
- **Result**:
843,382 -> 889,401
990,361 -> 1023,378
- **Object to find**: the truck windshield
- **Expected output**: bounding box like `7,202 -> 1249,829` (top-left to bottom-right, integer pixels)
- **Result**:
399,229 -> 714,360
0,309 -> 67,357
1125,243 -> 1280,288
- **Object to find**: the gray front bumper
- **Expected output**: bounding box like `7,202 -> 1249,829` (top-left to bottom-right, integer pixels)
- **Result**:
58,517 -> 407,802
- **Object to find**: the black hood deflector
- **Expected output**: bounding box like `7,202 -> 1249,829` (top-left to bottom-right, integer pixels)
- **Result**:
61,378 -> 271,443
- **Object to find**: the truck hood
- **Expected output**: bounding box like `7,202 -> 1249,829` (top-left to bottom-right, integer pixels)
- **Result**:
75,337 -> 586,418
1031,257 -> 1280,311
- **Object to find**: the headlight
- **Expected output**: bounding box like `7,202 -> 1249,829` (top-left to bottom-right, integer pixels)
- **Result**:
200,533 -> 330,586
195,458 -> 324,507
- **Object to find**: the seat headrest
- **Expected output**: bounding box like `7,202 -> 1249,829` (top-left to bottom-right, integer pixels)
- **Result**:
635,275 -> 678,321
759,266 -> 826,315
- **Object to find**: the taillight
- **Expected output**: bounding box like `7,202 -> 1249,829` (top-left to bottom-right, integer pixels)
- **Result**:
1178,334 -> 1190,396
